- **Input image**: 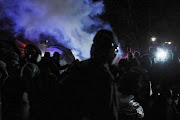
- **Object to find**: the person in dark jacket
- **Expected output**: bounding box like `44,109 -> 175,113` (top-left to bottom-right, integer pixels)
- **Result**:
21,44 -> 60,120
2,52 -> 22,120
118,71 -> 144,120
127,52 -> 140,69
62,29 -> 119,120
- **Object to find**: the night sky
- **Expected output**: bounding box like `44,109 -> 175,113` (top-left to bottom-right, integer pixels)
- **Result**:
102,0 -> 180,53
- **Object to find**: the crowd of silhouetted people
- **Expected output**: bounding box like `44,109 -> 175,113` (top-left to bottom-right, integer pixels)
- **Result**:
0,29 -> 180,120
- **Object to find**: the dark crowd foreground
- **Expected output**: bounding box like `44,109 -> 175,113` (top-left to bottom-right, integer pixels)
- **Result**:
0,29 -> 180,120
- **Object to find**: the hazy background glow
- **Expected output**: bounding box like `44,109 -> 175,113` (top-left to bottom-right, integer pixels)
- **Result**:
0,0 -> 112,60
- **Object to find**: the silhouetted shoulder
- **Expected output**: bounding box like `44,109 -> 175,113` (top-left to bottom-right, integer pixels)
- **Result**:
20,62 -> 40,78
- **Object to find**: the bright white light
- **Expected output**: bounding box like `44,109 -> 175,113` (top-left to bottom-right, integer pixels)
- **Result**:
151,37 -> 156,41
155,48 -> 168,62
165,42 -> 172,45
168,42 -> 172,45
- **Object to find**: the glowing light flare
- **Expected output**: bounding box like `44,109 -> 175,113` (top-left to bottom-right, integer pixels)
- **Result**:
45,40 -> 49,43
15,40 -> 27,56
117,43 -> 124,59
155,48 -> 168,62
165,42 -> 172,45
151,37 -> 156,42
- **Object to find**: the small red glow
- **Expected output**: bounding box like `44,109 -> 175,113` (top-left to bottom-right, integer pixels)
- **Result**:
16,40 -> 27,56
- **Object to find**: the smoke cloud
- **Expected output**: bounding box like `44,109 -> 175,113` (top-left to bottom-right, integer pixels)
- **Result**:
0,0 -> 111,60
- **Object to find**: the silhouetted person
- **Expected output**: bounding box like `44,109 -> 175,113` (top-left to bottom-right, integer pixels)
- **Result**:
62,29 -> 119,120
0,60 -> 8,107
21,44 -> 60,120
130,54 -> 153,120
127,52 -> 140,69
140,54 -> 152,72
118,71 -> 144,120
52,52 -> 69,71
2,52 -> 22,120
0,60 -> 8,88
0,60 -> 8,120
43,51 -> 61,80
118,59 -> 128,77
134,51 -> 141,62
44,52 -> 50,58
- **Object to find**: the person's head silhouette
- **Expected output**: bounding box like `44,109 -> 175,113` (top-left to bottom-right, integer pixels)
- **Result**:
90,29 -> 119,65
24,44 -> 42,63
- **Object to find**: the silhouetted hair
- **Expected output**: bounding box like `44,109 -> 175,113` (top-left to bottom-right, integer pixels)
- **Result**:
118,59 -> 128,67
53,52 -> 60,57
127,52 -> 135,59
134,51 -> 140,57
91,29 -> 118,58
25,44 -> 42,57
44,52 -> 50,58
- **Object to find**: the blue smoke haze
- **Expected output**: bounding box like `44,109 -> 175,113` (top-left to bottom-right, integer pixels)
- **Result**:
0,0 -> 112,60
